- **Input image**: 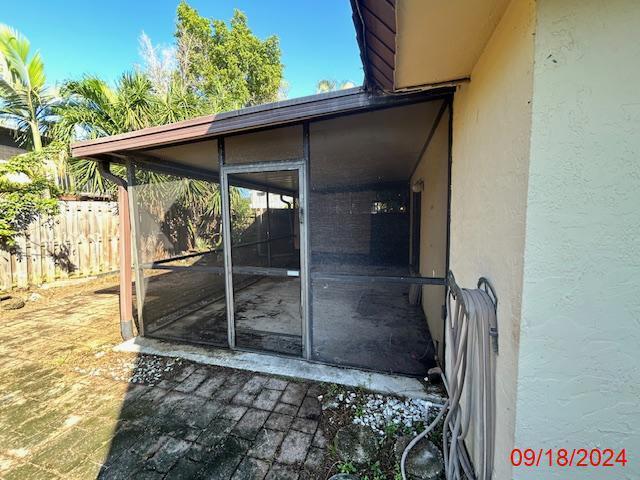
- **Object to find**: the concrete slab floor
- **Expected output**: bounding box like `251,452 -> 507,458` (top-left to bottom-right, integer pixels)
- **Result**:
115,337 -> 444,402
138,274 -> 435,375
143,276 -> 303,356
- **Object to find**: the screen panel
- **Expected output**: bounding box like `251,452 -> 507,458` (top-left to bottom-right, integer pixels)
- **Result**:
225,125 -> 303,165
227,169 -> 302,357
130,168 -> 227,346
307,104 -> 445,375
310,278 -> 437,375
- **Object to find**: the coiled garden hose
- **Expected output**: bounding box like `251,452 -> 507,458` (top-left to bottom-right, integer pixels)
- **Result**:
401,271 -> 498,480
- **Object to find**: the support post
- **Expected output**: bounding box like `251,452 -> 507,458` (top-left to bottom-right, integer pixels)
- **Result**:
265,188 -> 272,267
126,160 -> 145,336
301,122 -> 311,360
117,185 -> 134,339
219,138 -> 236,349
97,160 -> 134,340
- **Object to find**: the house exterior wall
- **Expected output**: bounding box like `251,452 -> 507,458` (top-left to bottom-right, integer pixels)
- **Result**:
514,1 -> 640,478
410,108 -> 449,362
447,0 -> 640,477
449,0 -> 535,478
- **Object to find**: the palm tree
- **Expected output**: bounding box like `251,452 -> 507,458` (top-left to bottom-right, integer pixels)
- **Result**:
316,79 -> 356,94
55,73 -> 158,142
53,72 -> 205,192
0,25 -> 55,151
54,71 -> 245,250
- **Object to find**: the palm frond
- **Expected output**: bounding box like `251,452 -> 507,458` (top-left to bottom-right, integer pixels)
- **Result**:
0,25 -> 50,150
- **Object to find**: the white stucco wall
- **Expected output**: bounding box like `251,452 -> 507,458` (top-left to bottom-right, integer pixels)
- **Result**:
450,0 -> 535,478
514,0 -> 640,478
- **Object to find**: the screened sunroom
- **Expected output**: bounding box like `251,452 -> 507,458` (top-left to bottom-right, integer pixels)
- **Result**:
72,87 -> 451,377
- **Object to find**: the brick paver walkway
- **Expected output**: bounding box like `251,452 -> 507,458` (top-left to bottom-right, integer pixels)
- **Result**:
0,278 -> 329,479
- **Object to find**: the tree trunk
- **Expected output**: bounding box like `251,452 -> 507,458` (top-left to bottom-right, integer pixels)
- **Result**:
31,123 -> 43,152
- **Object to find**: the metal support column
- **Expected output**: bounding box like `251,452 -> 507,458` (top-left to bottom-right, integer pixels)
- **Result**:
301,122 -> 311,360
219,138 -> 236,349
265,188 -> 272,267
126,160 -> 145,336
117,185 -> 134,337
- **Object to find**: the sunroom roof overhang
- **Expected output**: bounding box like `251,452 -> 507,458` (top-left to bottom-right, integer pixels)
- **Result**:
71,86 -> 453,161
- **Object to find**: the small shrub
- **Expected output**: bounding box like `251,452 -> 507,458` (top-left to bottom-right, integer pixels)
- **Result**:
338,461 -> 357,474
384,422 -> 400,437
0,146 -> 61,247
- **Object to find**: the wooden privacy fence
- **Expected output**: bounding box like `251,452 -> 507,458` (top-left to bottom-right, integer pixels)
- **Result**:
0,201 -> 120,290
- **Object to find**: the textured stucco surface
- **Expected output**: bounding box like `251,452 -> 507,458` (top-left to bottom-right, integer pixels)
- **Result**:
514,0 -> 640,478
410,109 -> 449,362
449,1 -> 535,478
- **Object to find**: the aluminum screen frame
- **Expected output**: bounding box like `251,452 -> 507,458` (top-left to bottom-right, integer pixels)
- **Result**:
220,146 -> 310,359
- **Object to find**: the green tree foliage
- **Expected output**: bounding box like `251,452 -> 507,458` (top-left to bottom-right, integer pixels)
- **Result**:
52,72 -> 206,193
176,2 -> 284,110
0,145 -> 60,246
0,24 -> 57,151
54,3 -> 285,194
55,72 -> 204,142
51,70 -> 252,251
0,5 -> 282,250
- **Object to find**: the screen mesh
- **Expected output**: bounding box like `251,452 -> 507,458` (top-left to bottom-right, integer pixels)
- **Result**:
311,279 -> 437,375
227,170 -> 302,356
124,101 -> 448,376
225,125 -> 303,164
130,168 -> 227,346
308,107 -> 439,376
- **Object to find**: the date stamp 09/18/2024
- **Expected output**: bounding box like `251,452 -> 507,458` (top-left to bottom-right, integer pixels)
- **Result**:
510,448 -> 628,469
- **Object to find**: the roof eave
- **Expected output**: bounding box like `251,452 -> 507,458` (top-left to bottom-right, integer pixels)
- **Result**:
351,0 -> 397,92
71,86 -> 453,158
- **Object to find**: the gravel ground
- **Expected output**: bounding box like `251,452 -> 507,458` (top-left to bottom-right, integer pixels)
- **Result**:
317,385 -> 446,479
74,354 -> 185,386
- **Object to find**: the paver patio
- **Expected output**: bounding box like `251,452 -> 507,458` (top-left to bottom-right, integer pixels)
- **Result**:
0,277 -> 330,479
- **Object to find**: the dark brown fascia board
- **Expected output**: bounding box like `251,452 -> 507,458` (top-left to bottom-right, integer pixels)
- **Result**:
360,0 -> 396,34
351,0 -> 397,92
72,87 -> 452,158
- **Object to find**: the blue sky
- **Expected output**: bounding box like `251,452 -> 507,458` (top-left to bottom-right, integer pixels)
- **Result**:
2,0 -> 364,99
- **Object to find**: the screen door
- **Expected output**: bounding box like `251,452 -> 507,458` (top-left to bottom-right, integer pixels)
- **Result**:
221,162 -> 307,357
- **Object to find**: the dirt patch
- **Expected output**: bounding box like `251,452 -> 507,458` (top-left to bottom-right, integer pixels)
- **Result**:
1,273 -> 122,318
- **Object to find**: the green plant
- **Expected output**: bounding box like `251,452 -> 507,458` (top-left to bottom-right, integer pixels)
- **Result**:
384,422 -> 400,437
316,79 -> 355,93
176,2 -> 283,110
193,236 -> 212,252
401,419 -> 424,437
326,383 -> 341,398
0,147 -> 60,246
364,461 -> 385,480
52,72 -> 206,194
394,463 -> 403,480
338,461 -> 357,474
0,25 -> 56,151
